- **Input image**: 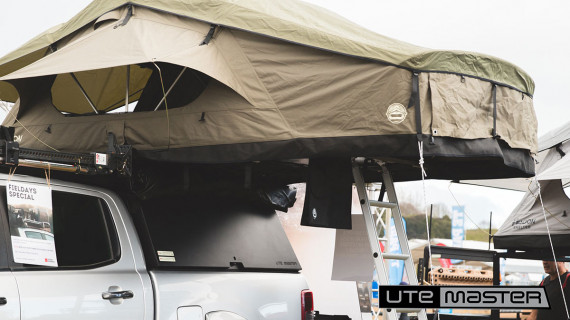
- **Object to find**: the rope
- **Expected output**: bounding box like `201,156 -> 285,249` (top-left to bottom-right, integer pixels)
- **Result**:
152,61 -> 171,148
526,182 -> 570,229
418,141 -> 427,178
418,142 -> 433,281
0,100 -> 60,152
44,163 -> 51,188
536,177 -> 570,320
418,141 -> 439,320
447,182 -> 493,237
7,166 -> 17,182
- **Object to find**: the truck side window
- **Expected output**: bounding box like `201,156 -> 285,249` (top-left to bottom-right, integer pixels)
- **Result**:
50,192 -> 120,268
3,188 -> 120,270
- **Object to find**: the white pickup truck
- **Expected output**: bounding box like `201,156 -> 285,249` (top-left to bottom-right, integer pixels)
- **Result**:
0,173 -> 313,320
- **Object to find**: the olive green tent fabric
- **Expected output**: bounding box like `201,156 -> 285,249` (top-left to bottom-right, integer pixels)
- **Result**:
0,0 -> 534,105
0,3 -> 537,180
1,6 -> 537,153
0,6 -> 536,153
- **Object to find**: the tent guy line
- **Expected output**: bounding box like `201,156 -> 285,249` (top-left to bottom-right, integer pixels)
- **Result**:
536,178 -> 570,319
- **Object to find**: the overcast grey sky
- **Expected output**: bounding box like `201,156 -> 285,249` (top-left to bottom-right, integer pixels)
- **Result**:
1,0 -> 567,228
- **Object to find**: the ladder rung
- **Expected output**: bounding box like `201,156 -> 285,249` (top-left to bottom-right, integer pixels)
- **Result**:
370,200 -> 397,209
381,253 -> 410,260
378,238 -> 387,242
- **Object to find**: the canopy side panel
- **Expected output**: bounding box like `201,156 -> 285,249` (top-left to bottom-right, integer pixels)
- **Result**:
428,73 -> 537,153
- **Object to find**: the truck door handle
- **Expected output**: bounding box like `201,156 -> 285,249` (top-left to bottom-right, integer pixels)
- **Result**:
0,297 -> 7,305
102,290 -> 134,300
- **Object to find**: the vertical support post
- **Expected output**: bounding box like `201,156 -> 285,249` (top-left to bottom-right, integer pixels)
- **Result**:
489,211 -> 493,251
429,204 -> 433,239
492,252 -> 501,320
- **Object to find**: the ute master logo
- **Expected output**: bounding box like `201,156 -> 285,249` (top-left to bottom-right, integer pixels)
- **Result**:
386,103 -> 408,124
378,286 -> 549,309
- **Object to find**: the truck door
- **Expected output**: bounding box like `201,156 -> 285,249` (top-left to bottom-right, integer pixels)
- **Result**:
2,184 -> 151,320
0,205 -> 19,320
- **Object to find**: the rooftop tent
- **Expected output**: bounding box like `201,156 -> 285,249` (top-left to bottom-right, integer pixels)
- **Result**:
0,0 -> 537,181
494,129 -> 570,254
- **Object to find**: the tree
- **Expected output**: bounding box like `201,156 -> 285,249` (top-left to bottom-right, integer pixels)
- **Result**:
404,214 -> 451,239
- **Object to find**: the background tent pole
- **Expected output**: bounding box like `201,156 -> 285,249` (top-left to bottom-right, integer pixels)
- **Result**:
70,73 -> 98,114
488,211 -> 492,250
154,67 -> 187,111
429,204 -> 433,240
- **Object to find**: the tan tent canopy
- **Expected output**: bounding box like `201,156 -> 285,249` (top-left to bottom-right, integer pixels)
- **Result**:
0,0 -> 537,181
0,0 -> 535,101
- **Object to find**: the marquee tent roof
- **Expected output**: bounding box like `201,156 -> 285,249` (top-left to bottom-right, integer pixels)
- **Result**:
494,125 -> 570,254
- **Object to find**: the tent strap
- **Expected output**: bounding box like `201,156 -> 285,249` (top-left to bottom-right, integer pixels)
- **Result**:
492,84 -> 499,138
556,143 -> 566,157
115,5 -> 133,28
407,71 -> 421,141
200,25 -> 218,46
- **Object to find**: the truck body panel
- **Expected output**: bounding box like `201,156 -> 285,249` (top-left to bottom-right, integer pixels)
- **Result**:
0,174 -> 308,319
151,270 -> 307,320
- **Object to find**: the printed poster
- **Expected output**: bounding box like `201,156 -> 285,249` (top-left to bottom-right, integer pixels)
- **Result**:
7,182 -> 57,267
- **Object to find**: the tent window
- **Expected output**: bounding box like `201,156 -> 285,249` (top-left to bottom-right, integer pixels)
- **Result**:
133,62 -> 210,112
50,63 -> 210,115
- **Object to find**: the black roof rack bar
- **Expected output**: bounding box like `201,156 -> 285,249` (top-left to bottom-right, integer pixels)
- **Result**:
0,127 -> 132,176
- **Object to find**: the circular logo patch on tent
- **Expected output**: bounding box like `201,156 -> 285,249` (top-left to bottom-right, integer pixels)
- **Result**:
386,103 -> 407,124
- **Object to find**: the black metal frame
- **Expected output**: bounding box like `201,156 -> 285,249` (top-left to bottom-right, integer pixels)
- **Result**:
420,245 -> 570,320
421,246 -> 499,320
0,127 -> 132,176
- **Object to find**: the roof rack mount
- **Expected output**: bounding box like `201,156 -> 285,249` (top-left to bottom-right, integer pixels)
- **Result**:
0,127 -> 132,176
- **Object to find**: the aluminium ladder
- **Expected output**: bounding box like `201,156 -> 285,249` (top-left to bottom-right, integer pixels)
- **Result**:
352,158 -> 427,320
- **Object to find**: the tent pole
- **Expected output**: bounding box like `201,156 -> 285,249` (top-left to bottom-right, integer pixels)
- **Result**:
154,67 -> 187,111
488,211 -> 493,250
428,204 -> 433,239
70,73 -> 98,114
125,65 -> 130,112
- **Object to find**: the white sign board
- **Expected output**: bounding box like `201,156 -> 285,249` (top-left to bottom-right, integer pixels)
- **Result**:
332,214 -> 374,281
7,182 -> 57,267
